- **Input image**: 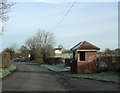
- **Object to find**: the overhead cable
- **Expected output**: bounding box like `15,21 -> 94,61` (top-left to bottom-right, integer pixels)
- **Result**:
52,0 -> 77,31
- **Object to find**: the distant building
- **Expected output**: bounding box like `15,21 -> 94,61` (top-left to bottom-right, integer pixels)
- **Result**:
54,48 -> 62,55
70,41 -> 100,74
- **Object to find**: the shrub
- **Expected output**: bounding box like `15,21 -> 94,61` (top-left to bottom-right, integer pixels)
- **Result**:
34,58 -> 43,64
1,52 -> 11,68
65,58 -> 72,66
45,57 -> 63,65
96,55 -> 120,72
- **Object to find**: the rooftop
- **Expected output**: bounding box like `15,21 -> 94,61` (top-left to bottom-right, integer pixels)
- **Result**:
70,41 -> 100,51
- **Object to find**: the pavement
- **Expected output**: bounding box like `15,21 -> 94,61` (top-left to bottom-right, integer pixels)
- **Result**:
2,62 -> 120,92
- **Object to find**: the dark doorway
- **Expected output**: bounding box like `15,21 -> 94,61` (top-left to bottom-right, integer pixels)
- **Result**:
79,51 -> 85,61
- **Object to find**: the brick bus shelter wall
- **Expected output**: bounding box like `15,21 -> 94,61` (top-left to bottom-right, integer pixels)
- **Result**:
76,51 -> 97,74
77,61 -> 97,74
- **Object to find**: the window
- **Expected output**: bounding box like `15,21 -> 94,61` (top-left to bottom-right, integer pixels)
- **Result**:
79,51 -> 85,61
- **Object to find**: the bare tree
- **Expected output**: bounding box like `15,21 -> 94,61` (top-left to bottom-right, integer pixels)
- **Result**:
0,0 -> 14,34
25,29 -> 55,61
25,37 -> 37,50
25,29 -> 55,49
115,48 -> 120,56
104,48 -> 113,55
35,29 -> 55,47
19,45 -> 30,58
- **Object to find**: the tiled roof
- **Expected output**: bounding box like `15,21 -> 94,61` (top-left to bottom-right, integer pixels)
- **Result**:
70,41 -> 100,51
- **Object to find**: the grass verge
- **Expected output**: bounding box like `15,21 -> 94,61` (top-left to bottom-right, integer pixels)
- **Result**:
41,64 -> 70,72
41,64 -> 119,83
0,64 -> 17,78
65,71 -> 120,83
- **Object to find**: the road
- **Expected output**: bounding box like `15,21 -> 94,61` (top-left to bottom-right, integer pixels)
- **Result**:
3,62 -> 67,91
2,62 -> 119,91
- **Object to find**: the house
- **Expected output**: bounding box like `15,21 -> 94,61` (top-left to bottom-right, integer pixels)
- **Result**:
70,41 -> 100,74
54,48 -> 62,55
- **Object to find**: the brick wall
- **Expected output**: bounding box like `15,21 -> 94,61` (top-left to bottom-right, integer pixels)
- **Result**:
85,52 -> 96,62
76,51 -> 97,74
77,61 -> 96,74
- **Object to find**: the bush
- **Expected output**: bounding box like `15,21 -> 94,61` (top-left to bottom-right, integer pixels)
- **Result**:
34,58 -> 43,64
45,57 -> 64,65
1,52 -> 11,68
97,55 -> 120,72
65,58 -> 72,66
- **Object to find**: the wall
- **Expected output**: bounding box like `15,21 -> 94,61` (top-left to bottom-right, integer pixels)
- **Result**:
85,51 -> 97,62
77,61 -> 96,74
76,51 -> 97,74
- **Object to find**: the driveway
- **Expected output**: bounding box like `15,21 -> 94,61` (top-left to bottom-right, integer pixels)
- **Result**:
2,62 -> 119,91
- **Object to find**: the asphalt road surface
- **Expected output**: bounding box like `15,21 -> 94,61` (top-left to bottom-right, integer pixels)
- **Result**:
2,62 -> 120,91
3,62 -> 67,91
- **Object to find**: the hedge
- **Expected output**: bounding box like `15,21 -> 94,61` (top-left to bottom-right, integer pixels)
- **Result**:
97,55 -> 120,72
0,52 -> 10,68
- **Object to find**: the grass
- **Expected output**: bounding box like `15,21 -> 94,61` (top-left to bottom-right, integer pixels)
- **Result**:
65,71 -> 120,83
41,64 -> 119,83
0,64 -> 17,78
41,64 -> 70,72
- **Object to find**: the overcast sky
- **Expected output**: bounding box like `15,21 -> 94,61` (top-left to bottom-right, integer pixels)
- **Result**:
1,1 -> 118,51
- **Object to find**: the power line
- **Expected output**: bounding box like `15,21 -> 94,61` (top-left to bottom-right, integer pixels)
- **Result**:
52,0 -> 77,31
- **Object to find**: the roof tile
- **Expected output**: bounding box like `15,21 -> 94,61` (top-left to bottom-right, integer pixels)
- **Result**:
70,41 -> 100,51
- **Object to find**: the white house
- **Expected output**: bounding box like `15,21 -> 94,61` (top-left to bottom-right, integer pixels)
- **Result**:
54,48 -> 62,55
